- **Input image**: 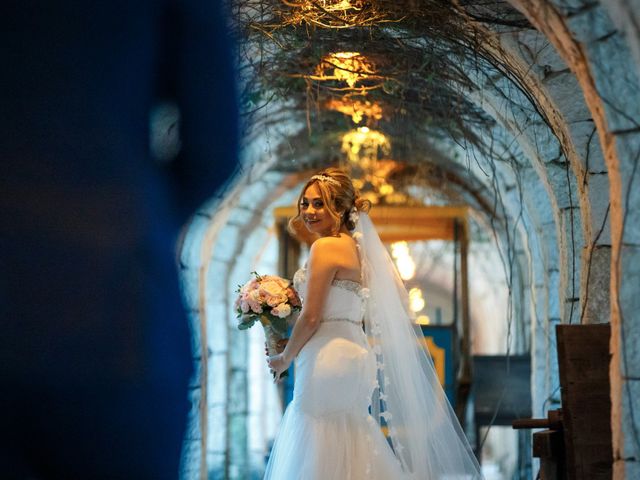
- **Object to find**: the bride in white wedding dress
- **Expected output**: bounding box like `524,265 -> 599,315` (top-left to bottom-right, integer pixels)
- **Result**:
265,168 -> 483,480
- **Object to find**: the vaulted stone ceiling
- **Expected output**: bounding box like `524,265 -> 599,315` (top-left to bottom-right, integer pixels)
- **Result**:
179,1 -> 640,478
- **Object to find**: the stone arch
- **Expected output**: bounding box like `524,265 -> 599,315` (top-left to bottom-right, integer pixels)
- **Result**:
506,1 -> 640,476
178,1 -> 640,477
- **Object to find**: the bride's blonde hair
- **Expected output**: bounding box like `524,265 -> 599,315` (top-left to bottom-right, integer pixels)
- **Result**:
289,167 -> 371,238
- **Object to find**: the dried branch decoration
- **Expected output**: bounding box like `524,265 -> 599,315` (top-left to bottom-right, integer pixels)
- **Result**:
278,0 -> 399,29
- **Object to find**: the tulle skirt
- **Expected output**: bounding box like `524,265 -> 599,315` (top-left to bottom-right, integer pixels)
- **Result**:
263,321 -> 406,480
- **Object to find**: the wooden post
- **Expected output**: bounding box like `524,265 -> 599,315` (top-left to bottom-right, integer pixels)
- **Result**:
456,218 -> 472,422
460,218 -> 471,379
533,429 -> 566,480
513,325 -> 612,479
556,324 -> 612,480
514,409 -> 566,480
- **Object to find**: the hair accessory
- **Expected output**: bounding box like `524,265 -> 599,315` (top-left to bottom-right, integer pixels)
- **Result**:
311,174 -> 341,187
349,206 -> 360,225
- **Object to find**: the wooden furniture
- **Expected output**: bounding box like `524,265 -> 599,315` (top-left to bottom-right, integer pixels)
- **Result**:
513,324 -> 612,480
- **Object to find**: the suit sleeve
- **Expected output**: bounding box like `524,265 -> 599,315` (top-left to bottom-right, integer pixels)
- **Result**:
165,0 -> 240,223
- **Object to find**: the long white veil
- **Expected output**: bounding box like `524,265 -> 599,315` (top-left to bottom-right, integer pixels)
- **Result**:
355,212 -> 483,479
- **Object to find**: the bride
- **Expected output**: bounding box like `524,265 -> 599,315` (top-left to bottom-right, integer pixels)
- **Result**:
265,168 -> 483,479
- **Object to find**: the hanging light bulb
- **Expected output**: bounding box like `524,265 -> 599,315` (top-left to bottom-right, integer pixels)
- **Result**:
409,287 -> 425,313
390,241 -> 415,280
340,127 -> 390,168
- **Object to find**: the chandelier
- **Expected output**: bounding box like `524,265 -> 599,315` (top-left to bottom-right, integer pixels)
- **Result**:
325,96 -> 383,124
308,52 -> 382,90
280,0 -> 388,29
341,126 -> 390,167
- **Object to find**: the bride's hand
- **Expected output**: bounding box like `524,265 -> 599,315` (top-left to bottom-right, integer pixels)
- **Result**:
266,352 -> 291,383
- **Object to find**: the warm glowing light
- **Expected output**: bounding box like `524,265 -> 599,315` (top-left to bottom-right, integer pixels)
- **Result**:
281,0 -> 387,29
325,97 -> 383,124
409,287 -> 426,313
352,178 -> 364,189
314,52 -> 377,88
416,315 -> 431,325
320,0 -> 356,12
391,241 -> 408,255
361,190 -> 380,205
384,192 -> 408,204
391,241 -> 416,280
341,127 -> 390,168
379,183 -> 394,195
396,258 -> 415,280
297,0 -> 365,15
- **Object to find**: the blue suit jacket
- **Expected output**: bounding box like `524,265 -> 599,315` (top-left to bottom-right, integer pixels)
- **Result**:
0,1 -> 238,477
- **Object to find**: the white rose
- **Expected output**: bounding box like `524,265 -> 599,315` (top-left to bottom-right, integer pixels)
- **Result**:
260,280 -> 284,296
272,303 -> 292,318
260,280 -> 288,307
263,275 -> 290,289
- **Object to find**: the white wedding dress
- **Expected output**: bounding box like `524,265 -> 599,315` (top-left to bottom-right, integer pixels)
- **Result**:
264,213 -> 483,480
263,266 -> 406,480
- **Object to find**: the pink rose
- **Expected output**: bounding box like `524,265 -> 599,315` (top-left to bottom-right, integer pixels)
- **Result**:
286,287 -> 301,307
239,300 -> 250,314
240,278 -> 260,295
247,289 -> 263,313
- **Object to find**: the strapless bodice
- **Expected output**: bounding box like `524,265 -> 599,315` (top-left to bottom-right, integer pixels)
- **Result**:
293,267 -> 368,325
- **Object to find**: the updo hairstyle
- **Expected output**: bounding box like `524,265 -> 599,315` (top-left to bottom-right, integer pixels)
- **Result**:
289,167 -> 371,238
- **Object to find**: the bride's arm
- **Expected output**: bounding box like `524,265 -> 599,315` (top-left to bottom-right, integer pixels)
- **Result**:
267,237 -> 339,378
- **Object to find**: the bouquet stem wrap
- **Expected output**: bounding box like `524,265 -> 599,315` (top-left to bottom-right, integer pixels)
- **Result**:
260,315 -> 289,377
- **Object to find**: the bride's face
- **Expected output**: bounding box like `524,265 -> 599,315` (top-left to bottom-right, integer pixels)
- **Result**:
300,183 -> 334,236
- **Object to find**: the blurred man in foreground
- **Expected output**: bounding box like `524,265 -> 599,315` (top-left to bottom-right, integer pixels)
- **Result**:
0,1 -> 238,478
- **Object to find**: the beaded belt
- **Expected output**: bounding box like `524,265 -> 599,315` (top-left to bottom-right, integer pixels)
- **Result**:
322,317 -> 363,326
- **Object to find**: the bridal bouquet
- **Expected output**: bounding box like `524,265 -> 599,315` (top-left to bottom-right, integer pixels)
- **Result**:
235,272 -> 302,376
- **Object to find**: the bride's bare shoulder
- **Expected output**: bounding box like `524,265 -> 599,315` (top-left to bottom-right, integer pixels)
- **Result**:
310,235 -> 353,253
309,236 -> 349,262
309,236 -> 338,256
308,236 -> 358,280
309,235 -> 357,269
